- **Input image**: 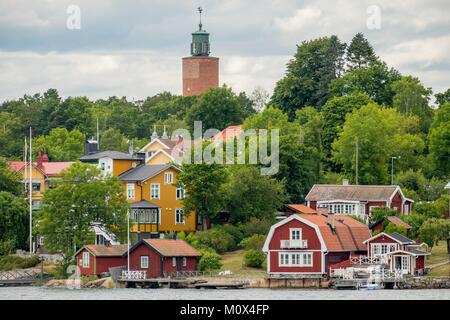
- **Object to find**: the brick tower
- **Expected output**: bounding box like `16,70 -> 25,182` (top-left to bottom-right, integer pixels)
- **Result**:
182,7 -> 219,96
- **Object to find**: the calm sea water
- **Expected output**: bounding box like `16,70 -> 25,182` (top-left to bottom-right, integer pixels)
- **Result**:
0,287 -> 449,300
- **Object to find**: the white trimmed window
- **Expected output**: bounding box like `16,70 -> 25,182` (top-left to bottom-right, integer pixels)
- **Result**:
172,257 -> 177,267
279,252 -> 313,267
175,208 -> 185,224
176,187 -> 184,200
82,252 -> 90,268
182,257 -> 187,267
127,183 -> 135,200
151,183 -> 160,199
290,228 -> 302,240
140,256 -> 149,268
164,172 -> 173,184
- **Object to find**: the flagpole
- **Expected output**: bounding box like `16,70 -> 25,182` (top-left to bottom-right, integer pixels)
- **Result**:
29,127 -> 33,254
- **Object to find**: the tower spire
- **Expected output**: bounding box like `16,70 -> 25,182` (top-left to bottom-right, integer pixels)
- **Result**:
198,6 -> 203,31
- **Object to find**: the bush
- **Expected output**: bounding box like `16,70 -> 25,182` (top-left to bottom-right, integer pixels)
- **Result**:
240,217 -> 273,238
239,234 -> 266,251
0,255 -> 40,271
194,228 -> 236,253
220,224 -> 245,246
243,249 -> 265,268
198,251 -> 222,271
370,207 -> 396,223
177,231 -> 187,240
384,223 -> 407,236
0,239 -> 16,256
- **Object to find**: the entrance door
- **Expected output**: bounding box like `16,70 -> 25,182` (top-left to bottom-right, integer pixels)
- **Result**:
394,256 -> 409,274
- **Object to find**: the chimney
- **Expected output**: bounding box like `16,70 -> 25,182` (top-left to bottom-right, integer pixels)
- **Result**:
327,212 -> 336,234
42,147 -> 49,163
36,147 -> 43,166
342,179 -> 349,186
84,137 -> 99,155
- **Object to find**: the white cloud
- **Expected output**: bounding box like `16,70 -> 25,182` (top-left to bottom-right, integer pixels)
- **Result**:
273,7 -> 323,32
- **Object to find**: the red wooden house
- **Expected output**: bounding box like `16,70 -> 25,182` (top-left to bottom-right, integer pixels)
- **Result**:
127,239 -> 201,278
262,214 -> 371,277
363,232 -> 429,275
74,244 -> 128,276
305,183 -> 414,220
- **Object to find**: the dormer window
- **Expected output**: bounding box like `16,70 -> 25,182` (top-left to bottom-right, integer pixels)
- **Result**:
147,151 -> 156,158
290,228 -> 302,241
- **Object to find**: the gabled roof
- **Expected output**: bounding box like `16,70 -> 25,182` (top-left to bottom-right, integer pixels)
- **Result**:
305,184 -> 404,202
75,244 -> 128,257
286,204 -> 317,214
369,216 -> 412,230
210,125 -> 243,142
79,151 -> 142,161
8,161 -> 72,177
128,239 -> 201,257
263,214 -> 370,253
119,164 -> 180,182
387,249 -> 430,256
363,232 -> 416,245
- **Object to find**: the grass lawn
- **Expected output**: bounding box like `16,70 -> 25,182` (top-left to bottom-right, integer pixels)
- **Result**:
220,250 -> 266,278
427,241 -> 449,265
428,263 -> 450,277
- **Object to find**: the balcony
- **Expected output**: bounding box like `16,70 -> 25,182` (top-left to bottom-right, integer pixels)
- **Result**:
280,239 -> 308,249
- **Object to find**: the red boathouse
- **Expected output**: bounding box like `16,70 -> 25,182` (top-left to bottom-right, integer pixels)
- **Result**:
127,239 -> 201,278
74,244 -> 128,276
262,214 -> 371,277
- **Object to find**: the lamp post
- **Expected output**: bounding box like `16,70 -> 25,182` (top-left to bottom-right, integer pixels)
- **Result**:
445,182 -> 450,220
391,156 -> 400,185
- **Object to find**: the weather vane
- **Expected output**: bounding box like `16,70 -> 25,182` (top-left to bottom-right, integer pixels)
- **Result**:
198,6 -> 203,30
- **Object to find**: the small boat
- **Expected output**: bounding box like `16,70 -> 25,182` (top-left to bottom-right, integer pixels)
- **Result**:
357,283 -> 379,290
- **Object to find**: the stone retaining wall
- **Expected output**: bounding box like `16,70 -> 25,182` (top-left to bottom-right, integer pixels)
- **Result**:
398,277 -> 450,289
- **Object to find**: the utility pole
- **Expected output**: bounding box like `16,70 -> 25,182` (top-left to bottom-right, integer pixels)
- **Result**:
29,127 -> 33,254
96,117 -> 100,149
391,156 -> 400,185
127,209 -> 130,273
355,138 -> 359,185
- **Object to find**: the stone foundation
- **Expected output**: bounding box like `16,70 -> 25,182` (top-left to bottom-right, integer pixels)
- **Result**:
398,277 -> 450,289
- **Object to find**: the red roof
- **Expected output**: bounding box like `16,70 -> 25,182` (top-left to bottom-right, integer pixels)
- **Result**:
8,161 -> 72,177
211,125 -> 242,142
299,214 -> 370,252
286,204 -> 317,214
142,239 -> 201,257
85,244 -> 128,257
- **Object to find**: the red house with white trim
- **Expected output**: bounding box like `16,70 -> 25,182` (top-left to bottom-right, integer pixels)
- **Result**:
363,232 -> 429,275
74,244 -> 128,276
305,183 -> 414,220
262,214 -> 371,277
127,239 -> 201,278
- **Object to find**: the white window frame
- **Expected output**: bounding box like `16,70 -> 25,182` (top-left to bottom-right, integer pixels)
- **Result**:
164,172 -> 174,184
182,257 -> 187,267
151,183 -> 160,199
175,208 -> 185,224
140,256 -> 149,269
172,257 -> 177,267
82,252 -> 90,268
176,187 -> 184,200
278,252 -> 313,267
371,243 -> 397,257
127,183 -> 135,200
290,228 -> 302,241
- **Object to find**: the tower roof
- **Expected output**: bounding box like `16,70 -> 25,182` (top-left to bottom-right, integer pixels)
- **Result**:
190,7 -> 210,56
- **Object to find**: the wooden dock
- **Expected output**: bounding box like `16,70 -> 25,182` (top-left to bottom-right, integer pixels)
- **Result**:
193,282 -> 246,289
117,277 -> 247,289
0,270 -> 45,287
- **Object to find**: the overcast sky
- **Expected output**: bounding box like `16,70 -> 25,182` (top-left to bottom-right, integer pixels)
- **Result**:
0,0 -> 449,102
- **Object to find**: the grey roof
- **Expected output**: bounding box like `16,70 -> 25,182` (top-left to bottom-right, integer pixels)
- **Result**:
406,248 -> 430,256
79,151 -> 142,161
119,164 -> 178,181
388,232 -> 415,244
130,200 -> 160,209
305,184 -> 399,202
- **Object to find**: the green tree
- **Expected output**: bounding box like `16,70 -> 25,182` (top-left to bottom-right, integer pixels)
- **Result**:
271,36 -> 346,118
244,249 -> 265,268
224,165 -> 286,223
428,102 -> 450,177
0,158 -> 22,196
34,128 -> 85,161
332,103 -> 423,184
320,93 -> 372,169
346,33 -> 377,70
52,96 -> 94,135
0,191 -> 29,253
185,87 -> 247,132
329,60 -> 401,106
418,218 -> 450,249
100,128 -> 129,152
392,76 -> 433,133
384,223 -> 407,236
197,250 -> 222,271
38,162 -> 128,275
178,143 -> 229,230
435,88 -> 450,106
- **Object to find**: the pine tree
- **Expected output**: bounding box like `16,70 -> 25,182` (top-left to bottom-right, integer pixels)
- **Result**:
346,33 -> 377,70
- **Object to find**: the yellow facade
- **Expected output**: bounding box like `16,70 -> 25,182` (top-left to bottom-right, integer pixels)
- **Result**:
124,167 -> 196,234
18,166 -> 47,208
112,159 -> 140,176
147,151 -> 173,165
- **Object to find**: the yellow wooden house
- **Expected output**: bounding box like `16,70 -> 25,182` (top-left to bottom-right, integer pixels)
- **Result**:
119,163 -> 197,239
